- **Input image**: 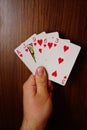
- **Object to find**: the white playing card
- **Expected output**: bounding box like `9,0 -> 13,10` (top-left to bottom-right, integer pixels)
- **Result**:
14,45 -> 32,73
42,39 -> 81,86
42,37 -> 70,61
14,39 -> 37,74
33,32 -> 59,64
22,32 -> 45,62
32,32 -> 47,63
14,32 -> 46,74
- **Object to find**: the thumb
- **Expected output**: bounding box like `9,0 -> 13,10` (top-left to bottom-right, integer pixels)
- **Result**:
35,67 -> 48,96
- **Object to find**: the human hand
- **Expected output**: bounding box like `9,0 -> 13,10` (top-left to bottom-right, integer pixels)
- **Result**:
20,67 -> 53,130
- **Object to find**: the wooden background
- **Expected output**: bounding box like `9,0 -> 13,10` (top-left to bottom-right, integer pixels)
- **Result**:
0,0 -> 87,130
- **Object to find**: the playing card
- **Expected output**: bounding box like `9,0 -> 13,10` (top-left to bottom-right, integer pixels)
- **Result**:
33,32 -> 59,64
42,38 -> 70,61
42,39 -> 81,86
14,40 -> 37,74
14,32 -> 46,74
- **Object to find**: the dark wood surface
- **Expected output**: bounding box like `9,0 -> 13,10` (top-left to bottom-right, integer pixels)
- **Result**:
0,0 -> 87,130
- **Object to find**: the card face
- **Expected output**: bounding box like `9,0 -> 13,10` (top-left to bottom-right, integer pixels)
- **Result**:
33,32 -> 59,64
33,32 -> 47,63
43,39 -> 81,86
42,38 -> 70,59
14,40 -> 37,74
14,31 -> 81,86
25,32 -> 46,63
14,45 -> 32,71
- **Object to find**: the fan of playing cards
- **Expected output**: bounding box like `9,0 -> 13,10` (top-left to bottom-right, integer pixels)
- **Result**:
14,32 -> 81,86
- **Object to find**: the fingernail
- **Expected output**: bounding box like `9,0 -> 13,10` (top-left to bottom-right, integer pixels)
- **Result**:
36,67 -> 44,76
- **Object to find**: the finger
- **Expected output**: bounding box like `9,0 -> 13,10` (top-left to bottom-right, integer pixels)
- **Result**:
35,67 -> 48,96
23,74 -> 36,97
48,80 -> 53,91
48,80 -> 53,99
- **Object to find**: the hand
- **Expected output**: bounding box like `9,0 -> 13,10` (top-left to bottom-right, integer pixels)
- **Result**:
20,67 -> 53,130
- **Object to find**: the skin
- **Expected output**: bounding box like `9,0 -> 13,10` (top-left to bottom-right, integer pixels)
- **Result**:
20,67 -> 53,130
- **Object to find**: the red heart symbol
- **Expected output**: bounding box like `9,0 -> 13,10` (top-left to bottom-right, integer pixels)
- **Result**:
39,48 -> 42,53
52,71 -> 57,77
37,39 -> 43,46
25,48 -> 28,52
58,57 -> 64,64
34,43 -> 37,46
44,44 -> 46,47
64,76 -> 67,79
48,42 -> 53,49
54,43 -> 57,47
64,45 -> 69,52
20,54 -> 23,57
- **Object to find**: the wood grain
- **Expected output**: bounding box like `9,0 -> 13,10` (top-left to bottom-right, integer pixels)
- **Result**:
0,0 -> 87,129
